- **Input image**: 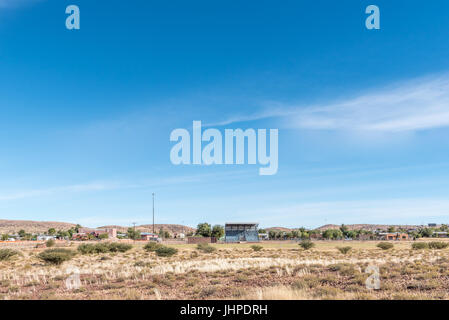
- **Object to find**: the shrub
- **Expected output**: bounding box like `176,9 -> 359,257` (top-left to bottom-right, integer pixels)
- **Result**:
77,244 -> 96,254
196,243 -> 216,253
377,242 -> 394,250
250,245 -> 263,252
144,242 -> 162,252
428,242 -> 449,250
38,249 -> 76,265
412,242 -> 429,250
337,246 -> 352,254
155,246 -> 178,257
78,243 -> 133,254
299,240 -> 315,250
46,239 -> 55,247
108,243 -> 132,252
0,249 -> 20,261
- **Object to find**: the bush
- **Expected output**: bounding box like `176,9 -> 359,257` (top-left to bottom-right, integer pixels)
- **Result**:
337,246 -> 352,254
251,245 -> 263,252
38,249 -> 76,265
0,249 -> 20,261
93,243 -> 111,253
428,242 -> 449,249
299,240 -> 315,250
108,243 -> 132,252
144,242 -> 162,252
77,242 -> 133,254
46,239 -> 55,247
377,242 -> 394,250
77,243 -> 96,254
155,246 -> 178,257
196,243 -> 216,253
412,242 -> 428,250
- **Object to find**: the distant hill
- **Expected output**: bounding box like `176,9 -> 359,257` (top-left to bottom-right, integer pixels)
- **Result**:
0,219 -> 76,234
0,219 -> 195,236
316,224 -> 422,232
265,227 -> 292,233
99,224 -> 196,235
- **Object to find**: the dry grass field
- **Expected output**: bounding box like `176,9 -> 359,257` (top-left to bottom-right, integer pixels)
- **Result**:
1,239 -> 449,300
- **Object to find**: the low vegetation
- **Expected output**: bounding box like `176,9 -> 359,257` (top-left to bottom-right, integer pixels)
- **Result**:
155,245 -> 178,257
0,249 -> 20,261
77,242 -> 132,254
38,248 -> 76,265
196,243 -> 216,253
45,239 -> 55,247
428,241 -> 449,249
251,245 -> 263,252
143,242 -> 162,252
376,242 -> 394,250
412,242 -> 429,250
336,246 -> 352,254
299,240 -> 314,250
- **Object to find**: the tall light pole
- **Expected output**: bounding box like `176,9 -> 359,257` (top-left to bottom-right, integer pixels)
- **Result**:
132,222 -> 136,243
152,193 -> 155,234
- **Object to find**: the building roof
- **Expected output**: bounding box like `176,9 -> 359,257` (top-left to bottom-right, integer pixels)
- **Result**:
225,222 -> 258,225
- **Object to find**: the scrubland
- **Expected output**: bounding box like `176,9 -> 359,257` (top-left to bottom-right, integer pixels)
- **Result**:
1,240 -> 449,300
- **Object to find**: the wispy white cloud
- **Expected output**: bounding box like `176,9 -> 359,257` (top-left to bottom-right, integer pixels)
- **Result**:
0,170 -> 252,202
290,74 -> 449,132
0,182 -> 121,201
216,73 -> 449,132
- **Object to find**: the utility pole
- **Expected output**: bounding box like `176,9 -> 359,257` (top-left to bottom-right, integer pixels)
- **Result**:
132,222 -> 136,242
152,193 -> 155,234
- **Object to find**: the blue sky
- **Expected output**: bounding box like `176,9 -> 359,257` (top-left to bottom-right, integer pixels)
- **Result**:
1,0 -> 449,228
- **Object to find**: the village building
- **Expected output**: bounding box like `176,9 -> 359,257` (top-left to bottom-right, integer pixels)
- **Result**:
225,222 -> 259,243
75,227 -> 117,239
378,232 -> 409,241
140,232 -> 160,241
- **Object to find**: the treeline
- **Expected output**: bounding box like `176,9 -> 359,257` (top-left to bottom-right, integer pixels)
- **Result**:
262,224 -> 449,240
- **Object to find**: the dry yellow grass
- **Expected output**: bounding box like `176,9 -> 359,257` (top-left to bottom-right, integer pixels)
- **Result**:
0,239 -> 448,300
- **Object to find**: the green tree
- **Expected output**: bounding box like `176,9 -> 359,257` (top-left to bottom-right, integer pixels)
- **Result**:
1,234 -> 9,241
57,230 -> 69,239
420,228 -> 433,238
18,229 -> 26,238
268,230 -> 276,239
387,226 -> 396,233
22,233 -> 32,241
99,233 -> 109,240
258,229 -> 266,234
48,228 -> 56,235
211,225 -> 224,239
127,228 -> 140,240
300,231 -> 309,239
340,224 -> 348,236
323,229 -> 343,240
196,223 -> 212,237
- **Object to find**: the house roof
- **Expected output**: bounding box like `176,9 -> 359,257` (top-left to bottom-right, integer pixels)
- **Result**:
225,222 -> 258,225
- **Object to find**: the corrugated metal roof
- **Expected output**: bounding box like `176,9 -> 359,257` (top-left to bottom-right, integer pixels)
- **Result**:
225,222 -> 258,225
